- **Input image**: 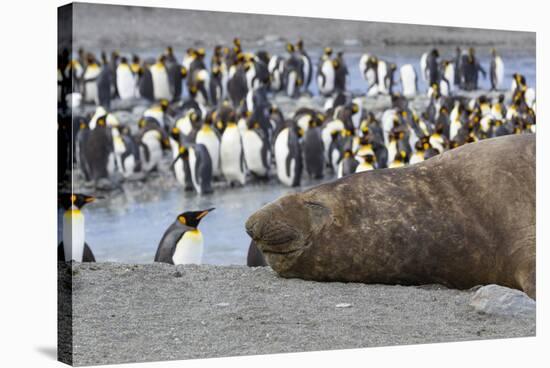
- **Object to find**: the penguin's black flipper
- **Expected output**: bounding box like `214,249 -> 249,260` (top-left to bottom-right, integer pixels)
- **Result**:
240,148 -> 246,173
260,135 -> 271,175
58,242 -> 66,262
83,243 -> 96,262
139,141 -> 151,163
247,240 -> 267,267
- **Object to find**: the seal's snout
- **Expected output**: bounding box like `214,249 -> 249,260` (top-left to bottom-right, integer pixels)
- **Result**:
245,207 -> 299,249
245,216 -> 261,241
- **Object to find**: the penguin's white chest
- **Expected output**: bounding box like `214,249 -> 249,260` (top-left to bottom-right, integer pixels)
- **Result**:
188,147 -> 202,193
141,131 -> 163,172
83,66 -> 100,103
274,128 -> 294,186
220,126 -> 246,184
175,115 -> 193,136
318,60 -> 335,93
63,209 -> 85,262
143,108 -> 165,128
150,64 -> 172,101
494,57 -> 504,89
116,65 -> 137,99
286,70 -> 297,96
242,130 -> 267,176
172,230 -> 204,265
377,61 -> 388,92
410,152 -> 425,165
355,162 -> 374,173
321,120 -> 344,159
196,128 -> 220,175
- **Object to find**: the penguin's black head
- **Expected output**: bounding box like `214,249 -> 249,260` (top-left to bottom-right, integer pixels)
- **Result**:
96,115 -> 107,128
59,193 -> 96,210
171,127 -> 181,140
296,39 -> 304,50
166,46 -> 173,56
286,43 -> 295,53
86,53 -> 96,65
100,51 -> 108,64
177,208 -> 215,228
364,154 -> 375,164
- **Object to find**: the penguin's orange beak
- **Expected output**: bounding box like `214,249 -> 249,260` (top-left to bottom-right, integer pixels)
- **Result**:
85,196 -> 95,203
197,208 -> 215,220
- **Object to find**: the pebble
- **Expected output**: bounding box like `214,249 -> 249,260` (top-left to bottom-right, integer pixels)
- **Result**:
336,303 -> 352,308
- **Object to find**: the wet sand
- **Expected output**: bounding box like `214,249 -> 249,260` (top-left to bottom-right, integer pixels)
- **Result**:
59,262 -> 535,366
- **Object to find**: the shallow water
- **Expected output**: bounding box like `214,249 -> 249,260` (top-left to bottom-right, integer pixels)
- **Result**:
67,46 -> 535,265
65,176 -> 327,265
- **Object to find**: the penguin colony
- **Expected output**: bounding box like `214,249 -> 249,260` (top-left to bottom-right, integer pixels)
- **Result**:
58,40 -> 535,265
58,41 -> 535,192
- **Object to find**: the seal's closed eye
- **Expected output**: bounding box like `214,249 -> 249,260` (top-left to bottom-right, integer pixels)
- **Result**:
304,201 -> 332,228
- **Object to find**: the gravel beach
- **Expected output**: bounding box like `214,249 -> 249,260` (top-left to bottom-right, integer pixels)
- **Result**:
59,262 -> 535,366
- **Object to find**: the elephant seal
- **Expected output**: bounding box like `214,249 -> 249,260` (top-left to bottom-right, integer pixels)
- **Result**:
245,134 -> 536,299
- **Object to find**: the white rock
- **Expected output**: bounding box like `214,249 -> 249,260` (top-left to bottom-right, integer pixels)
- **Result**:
470,284 -> 535,318
335,303 -> 352,308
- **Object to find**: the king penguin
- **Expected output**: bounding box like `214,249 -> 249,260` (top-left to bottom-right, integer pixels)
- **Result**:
274,122 -> 303,187
137,117 -> 170,173
58,193 -> 97,262
220,120 -> 247,186
242,118 -> 271,179
195,118 -> 221,177
400,64 -> 417,97
317,47 -> 335,96
116,57 -> 138,100
303,118 -> 325,179
490,48 -> 504,91
174,144 -> 214,195
82,54 -> 101,105
154,208 -> 215,265
82,115 -> 114,185
150,55 -> 173,101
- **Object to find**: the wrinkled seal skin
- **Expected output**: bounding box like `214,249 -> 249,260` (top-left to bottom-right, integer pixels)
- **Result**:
246,134 -> 536,299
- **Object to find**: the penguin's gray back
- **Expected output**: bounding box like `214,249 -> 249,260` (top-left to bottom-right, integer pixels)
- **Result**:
304,127 -> 324,178
154,222 -> 189,264
83,125 -> 113,181
193,143 -> 213,194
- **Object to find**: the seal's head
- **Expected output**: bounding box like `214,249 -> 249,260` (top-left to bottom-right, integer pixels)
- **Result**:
245,193 -> 332,273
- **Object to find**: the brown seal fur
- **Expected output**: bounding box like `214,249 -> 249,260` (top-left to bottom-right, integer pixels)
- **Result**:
246,134 -> 536,299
